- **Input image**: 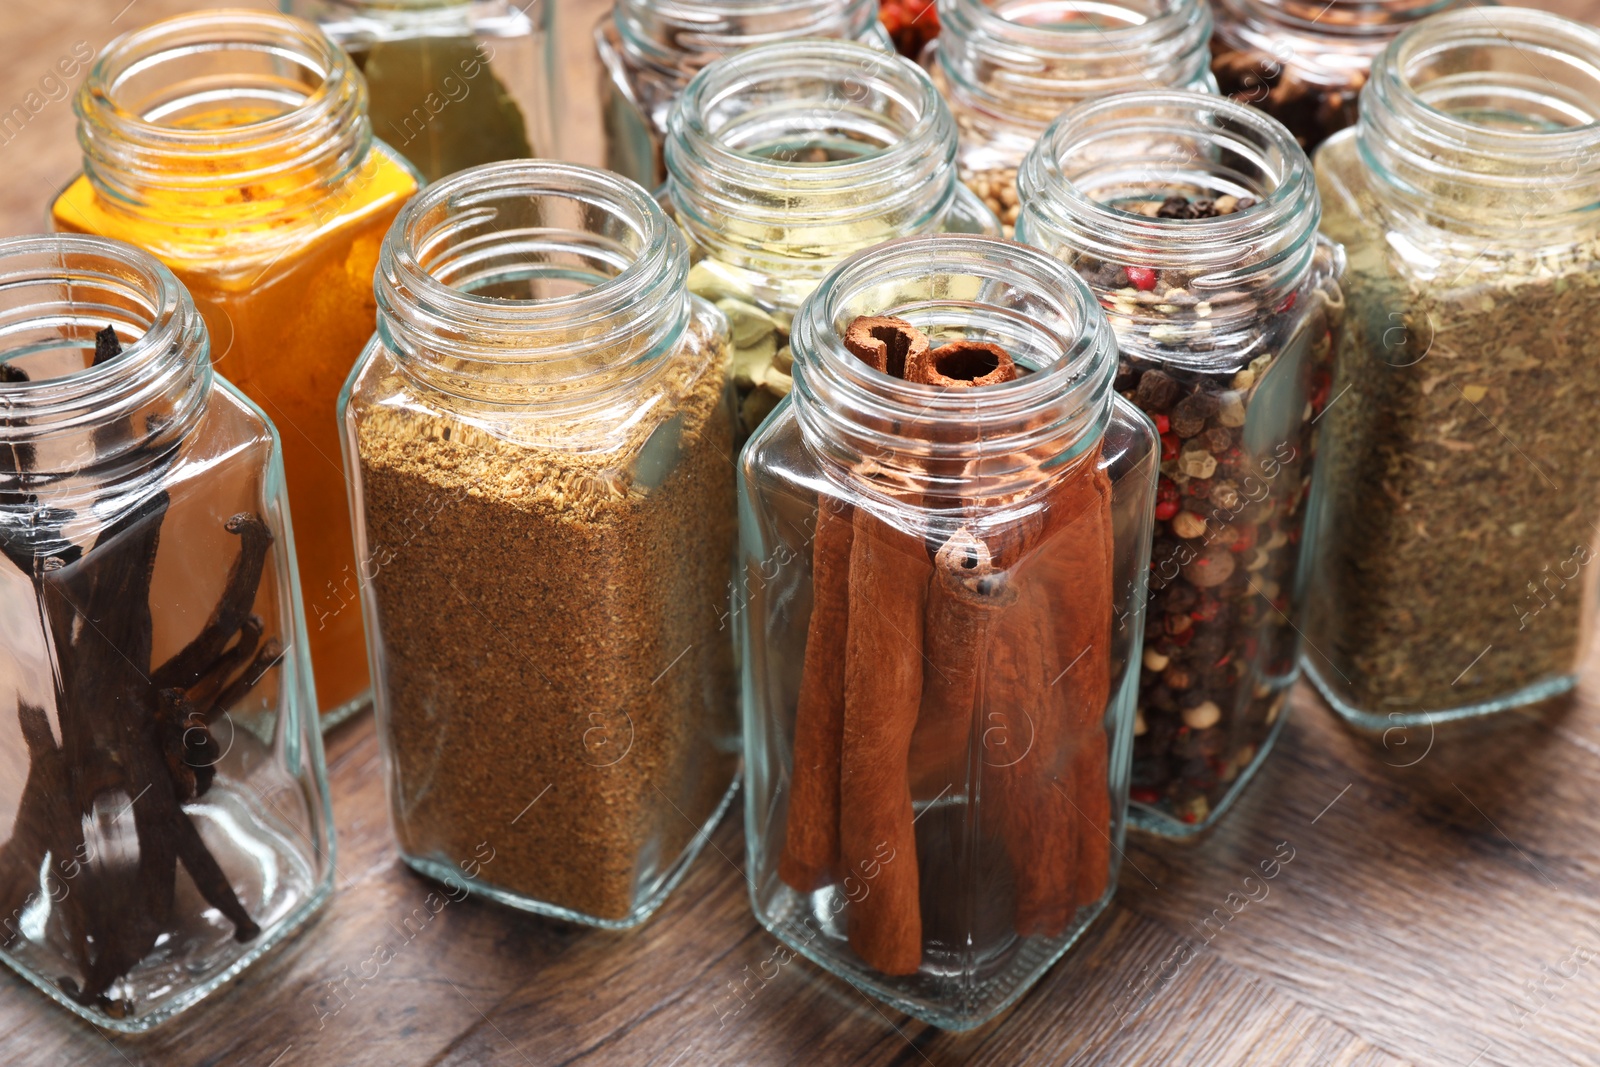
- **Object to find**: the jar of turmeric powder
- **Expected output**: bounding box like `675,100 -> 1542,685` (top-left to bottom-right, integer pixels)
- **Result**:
1017,90 -> 1343,835
342,161 -> 739,928
666,39 -> 1000,442
53,10 -> 420,724
740,234 -> 1158,1030
929,0 -> 1216,235
595,0 -> 893,189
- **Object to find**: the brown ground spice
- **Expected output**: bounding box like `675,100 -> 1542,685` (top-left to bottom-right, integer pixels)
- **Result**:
356,347 -> 738,922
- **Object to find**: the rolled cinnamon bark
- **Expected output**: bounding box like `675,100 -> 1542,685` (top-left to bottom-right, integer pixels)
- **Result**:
779,499 -> 855,892
839,508 -> 931,976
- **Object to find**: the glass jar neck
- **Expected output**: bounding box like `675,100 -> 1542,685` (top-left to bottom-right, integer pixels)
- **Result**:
1017,90 -> 1318,370
938,0 -> 1213,152
1213,0 -> 1456,85
375,161 -> 691,417
1356,7 -> 1600,251
791,234 -> 1116,511
666,41 -> 960,284
76,10 -> 372,228
0,235 -> 208,508
614,0 -> 880,86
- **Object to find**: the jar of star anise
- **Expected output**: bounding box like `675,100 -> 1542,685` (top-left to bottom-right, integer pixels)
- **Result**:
0,234 -> 331,1030
595,0 -> 892,189
740,233 -> 1158,1030
1018,90 -> 1344,835
930,0 -> 1216,235
665,39 -> 1000,440
1209,0 -> 1471,153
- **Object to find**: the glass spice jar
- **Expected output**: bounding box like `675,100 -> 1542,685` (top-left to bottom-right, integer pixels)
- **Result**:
666,39 -> 1000,440
930,0 -> 1216,235
285,0 -> 558,183
0,234 -> 333,1031
1209,0 -> 1468,153
341,161 -> 739,928
1304,8 -> 1600,729
741,233 -> 1158,1030
52,10 -> 420,725
1017,90 -> 1343,834
595,0 -> 893,190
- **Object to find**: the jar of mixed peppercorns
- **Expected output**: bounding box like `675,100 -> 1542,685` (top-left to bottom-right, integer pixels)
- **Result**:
1209,0 -> 1468,153
1017,90 -> 1343,834
665,39 -> 1000,440
594,0 -> 891,189
930,0 -> 1216,235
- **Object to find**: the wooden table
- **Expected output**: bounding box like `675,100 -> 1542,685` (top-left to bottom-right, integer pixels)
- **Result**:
5,1 -> 1600,1063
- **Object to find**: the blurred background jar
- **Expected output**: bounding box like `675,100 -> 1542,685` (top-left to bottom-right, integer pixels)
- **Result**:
740,233 -> 1157,1030
1018,90 -> 1343,834
931,0 -> 1215,235
286,0 -> 558,182
1209,0 -> 1470,153
1304,8 -> 1600,729
0,234 -> 331,1031
665,39 -> 999,440
52,10 -> 419,725
595,0 -> 892,189
342,161 -> 738,928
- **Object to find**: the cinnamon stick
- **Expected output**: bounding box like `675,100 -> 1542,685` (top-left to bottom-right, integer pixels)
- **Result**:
778,498 -> 854,892
839,507 -> 931,976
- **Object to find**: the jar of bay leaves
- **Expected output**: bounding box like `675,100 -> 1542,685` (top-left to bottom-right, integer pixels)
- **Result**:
341,161 -> 739,927
54,10 -> 421,724
930,0 -> 1216,234
1017,90 -> 1344,833
286,0 -> 557,182
1304,8 -> 1600,729
595,0 -> 893,189
666,39 -> 1000,440
1209,0 -> 1471,153
0,234 -> 332,1031
740,234 -> 1158,1030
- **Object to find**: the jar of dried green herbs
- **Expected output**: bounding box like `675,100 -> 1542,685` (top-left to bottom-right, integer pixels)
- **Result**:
595,0 -> 893,190
340,161 -> 739,927
1018,90 -> 1344,834
665,39 -> 1000,441
288,0 -> 557,184
1304,8 -> 1600,729
0,235 -> 331,1031
930,0 -> 1216,236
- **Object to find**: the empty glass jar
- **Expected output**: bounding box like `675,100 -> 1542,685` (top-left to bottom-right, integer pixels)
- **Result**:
930,0 -> 1215,234
666,39 -> 999,439
0,234 -> 332,1031
287,0 -> 558,182
1305,8 -> 1600,728
595,0 -> 891,189
1018,90 -> 1343,834
341,161 -> 739,928
740,233 -> 1158,1029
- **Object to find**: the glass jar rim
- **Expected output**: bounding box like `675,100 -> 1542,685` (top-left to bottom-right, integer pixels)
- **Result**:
952,0 -> 1209,59
1216,0 -> 1461,40
615,0 -> 881,61
790,233 -> 1118,488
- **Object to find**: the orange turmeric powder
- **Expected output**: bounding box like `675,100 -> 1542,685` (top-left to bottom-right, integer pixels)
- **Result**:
53,109 -> 417,720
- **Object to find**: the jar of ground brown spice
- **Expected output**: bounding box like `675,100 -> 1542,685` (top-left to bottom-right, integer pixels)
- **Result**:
1018,90 -> 1343,835
929,0 -> 1216,236
740,234 -> 1159,1030
340,161 -> 739,928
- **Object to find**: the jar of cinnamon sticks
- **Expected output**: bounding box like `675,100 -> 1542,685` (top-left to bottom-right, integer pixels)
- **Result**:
740,234 -> 1158,1030
0,235 -> 332,1030
664,39 -> 1001,441
1017,90 -> 1343,835
929,0 -> 1216,236
342,162 -> 739,928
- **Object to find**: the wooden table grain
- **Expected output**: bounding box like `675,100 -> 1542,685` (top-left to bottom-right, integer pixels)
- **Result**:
4,1 -> 1600,1064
